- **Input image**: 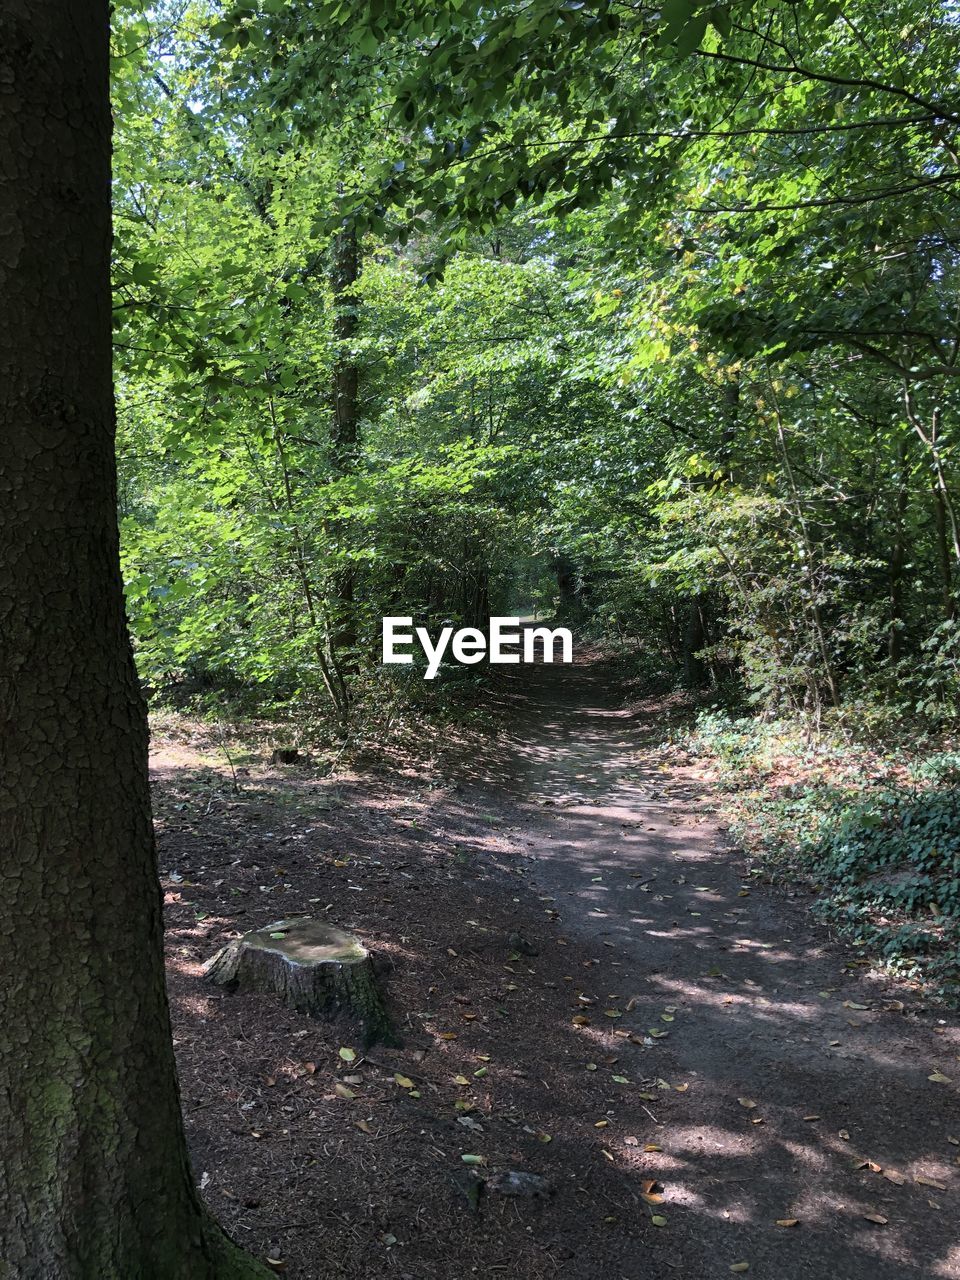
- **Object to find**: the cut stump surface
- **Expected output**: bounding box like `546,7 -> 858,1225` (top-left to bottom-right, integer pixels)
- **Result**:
203,917 -> 395,1046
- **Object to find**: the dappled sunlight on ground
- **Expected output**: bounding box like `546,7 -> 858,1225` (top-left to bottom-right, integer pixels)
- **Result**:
152,654 -> 960,1278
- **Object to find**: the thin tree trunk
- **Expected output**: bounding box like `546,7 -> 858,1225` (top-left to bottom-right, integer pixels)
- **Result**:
331,221 -> 361,473
933,480 -> 955,620
774,406 -> 839,707
888,434 -> 910,660
682,596 -> 708,688
0,6 -> 267,1276
330,219 -> 361,667
904,386 -> 960,583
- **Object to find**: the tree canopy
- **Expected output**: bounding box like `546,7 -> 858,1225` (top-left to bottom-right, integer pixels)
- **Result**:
112,0 -> 960,728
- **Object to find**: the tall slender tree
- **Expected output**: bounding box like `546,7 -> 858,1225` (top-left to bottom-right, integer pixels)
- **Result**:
0,5 -> 267,1276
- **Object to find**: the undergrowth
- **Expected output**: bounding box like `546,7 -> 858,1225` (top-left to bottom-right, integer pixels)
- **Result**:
682,711 -> 960,1003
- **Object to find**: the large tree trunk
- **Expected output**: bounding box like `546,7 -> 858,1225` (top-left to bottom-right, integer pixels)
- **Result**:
0,6 -> 267,1277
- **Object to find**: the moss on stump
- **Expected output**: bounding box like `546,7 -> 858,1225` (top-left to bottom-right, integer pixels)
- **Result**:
203,917 -> 396,1047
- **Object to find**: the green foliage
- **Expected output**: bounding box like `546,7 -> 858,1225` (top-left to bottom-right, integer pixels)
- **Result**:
687,712 -> 960,999
809,788 -> 960,995
110,0 -> 960,735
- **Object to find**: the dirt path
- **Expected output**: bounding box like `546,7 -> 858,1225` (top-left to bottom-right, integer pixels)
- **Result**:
158,652 -> 960,1279
482,655 -> 960,1278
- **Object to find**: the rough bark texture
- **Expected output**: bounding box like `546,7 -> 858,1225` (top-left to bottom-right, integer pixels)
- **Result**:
0,6 -> 268,1277
205,919 -> 396,1048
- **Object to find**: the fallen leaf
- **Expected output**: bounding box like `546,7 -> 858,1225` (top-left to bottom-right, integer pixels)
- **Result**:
595,1119 -> 609,1128
572,1015 -> 590,1027
650,1215 -> 667,1227
882,1169 -> 906,1185
643,1143 -> 663,1152
460,1153 -> 486,1166
775,1219 -> 799,1228
730,1264 -> 749,1273
738,1097 -> 757,1110
863,1213 -> 888,1225
334,1083 -> 356,1100
915,1175 -> 947,1191
394,1074 -> 415,1089
839,1129 -> 850,1141
355,1120 -> 374,1134
338,1047 -> 356,1063
929,1072 -> 952,1084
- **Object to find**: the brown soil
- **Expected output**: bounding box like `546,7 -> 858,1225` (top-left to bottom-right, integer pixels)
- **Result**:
157,653 -> 960,1279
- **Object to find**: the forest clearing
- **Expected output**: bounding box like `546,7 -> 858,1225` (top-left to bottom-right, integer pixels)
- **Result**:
4,1 -> 960,1277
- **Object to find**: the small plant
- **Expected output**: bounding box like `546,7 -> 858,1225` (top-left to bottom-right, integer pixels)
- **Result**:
688,712 -> 960,1001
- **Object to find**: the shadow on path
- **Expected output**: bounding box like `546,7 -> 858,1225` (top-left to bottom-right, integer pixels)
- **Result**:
478,654 -> 960,1279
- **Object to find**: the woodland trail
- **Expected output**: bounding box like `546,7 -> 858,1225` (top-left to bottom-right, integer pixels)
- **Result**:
159,653 -> 960,1280
475,653 -> 960,1279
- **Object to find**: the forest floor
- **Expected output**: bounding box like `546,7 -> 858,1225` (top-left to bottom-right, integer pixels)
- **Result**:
155,651 -> 960,1280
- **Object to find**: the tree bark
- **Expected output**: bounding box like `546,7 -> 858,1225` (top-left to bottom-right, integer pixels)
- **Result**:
330,221 -> 361,474
204,918 -> 396,1048
681,596 -> 708,688
0,6 -> 268,1277
329,220 -> 361,672
888,434 -> 910,661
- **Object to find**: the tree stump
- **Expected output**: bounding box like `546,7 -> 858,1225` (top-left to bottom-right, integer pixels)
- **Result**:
203,917 -> 396,1047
